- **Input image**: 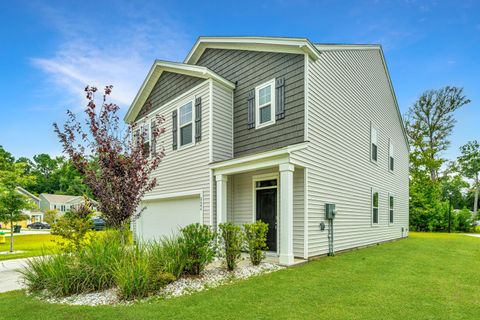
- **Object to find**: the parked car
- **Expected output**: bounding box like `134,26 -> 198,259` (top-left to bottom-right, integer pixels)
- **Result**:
91,217 -> 106,231
471,220 -> 480,227
27,222 -> 50,229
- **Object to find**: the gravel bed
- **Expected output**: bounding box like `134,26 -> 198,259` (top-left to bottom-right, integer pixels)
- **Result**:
36,262 -> 283,306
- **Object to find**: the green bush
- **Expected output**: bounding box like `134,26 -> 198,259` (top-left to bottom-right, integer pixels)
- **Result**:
219,222 -> 243,271
113,246 -> 151,300
455,208 -> 473,232
244,220 -> 269,265
179,223 -> 216,275
22,230 -> 125,297
148,236 -> 186,279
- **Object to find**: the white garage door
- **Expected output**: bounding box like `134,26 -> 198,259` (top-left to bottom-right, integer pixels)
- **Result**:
137,196 -> 201,241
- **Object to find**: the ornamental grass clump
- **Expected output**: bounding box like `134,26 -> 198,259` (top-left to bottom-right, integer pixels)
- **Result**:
179,223 -> 216,275
148,236 -> 186,279
243,220 -> 269,265
219,222 -> 243,271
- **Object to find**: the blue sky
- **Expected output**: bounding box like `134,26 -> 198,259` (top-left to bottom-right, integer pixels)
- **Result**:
0,0 -> 478,161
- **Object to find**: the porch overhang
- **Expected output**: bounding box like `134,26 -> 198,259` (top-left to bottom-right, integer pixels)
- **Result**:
210,142 -> 307,176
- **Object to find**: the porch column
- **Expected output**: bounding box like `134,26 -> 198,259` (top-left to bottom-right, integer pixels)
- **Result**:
216,174 -> 228,228
279,163 -> 295,265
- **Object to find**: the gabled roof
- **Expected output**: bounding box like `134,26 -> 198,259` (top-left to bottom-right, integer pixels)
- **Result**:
184,36 -> 322,65
124,60 -> 235,124
40,193 -> 82,204
15,187 -> 40,202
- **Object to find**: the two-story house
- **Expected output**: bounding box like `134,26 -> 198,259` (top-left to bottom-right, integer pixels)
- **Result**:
125,36 -> 409,265
39,194 -> 97,215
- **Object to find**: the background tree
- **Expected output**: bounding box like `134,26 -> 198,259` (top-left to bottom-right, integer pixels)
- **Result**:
0,190 -> 32,252
405,86 -> 470,181
54,85 -> 165,230
457,140 -> 480,216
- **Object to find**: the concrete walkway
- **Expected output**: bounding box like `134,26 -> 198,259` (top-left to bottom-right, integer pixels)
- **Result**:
464,233 -> 480,238
0,257 -> 32,293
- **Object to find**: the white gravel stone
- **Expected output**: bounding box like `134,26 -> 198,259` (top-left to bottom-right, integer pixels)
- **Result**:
35,262 -> 283,306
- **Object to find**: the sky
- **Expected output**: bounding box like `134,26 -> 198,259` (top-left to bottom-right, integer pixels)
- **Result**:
0,0 -> 478,161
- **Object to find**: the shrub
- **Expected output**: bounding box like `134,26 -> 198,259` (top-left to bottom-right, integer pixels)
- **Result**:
52,197 -> 94,251
219,222 -> 243,271
179,223 -> 216,275
148,236 -> 186,279
114,244 -> 176,300
244,220 -> 269,265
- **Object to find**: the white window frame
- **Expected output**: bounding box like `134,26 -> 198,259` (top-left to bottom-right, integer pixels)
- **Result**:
177,98 -> 196,149
370,124 -> 378,164
255,79 -> 276,129
388,139 -> 394,172
388,193 -> 395,225
371,188 -> 379,226
142,121 -> 152,157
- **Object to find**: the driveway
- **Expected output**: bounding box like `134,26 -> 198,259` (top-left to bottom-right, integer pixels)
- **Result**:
0,257 -> 31,293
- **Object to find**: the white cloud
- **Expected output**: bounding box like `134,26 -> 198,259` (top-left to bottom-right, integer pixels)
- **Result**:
30,3 -> 191,110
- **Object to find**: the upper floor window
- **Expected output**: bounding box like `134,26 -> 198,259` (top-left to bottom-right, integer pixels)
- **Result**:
255,79 -> 276,129
179,101 -> 194,147
142,123 -> 150,156
389,141 -> 394,172
371,125 -> 378,163
389,194 -> 394,224
372,189 -> 379,224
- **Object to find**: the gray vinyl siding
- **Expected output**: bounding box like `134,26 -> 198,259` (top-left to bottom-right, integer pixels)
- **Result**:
291,49 -> 409,257
138,82 -> 212,225
135,71 -> 205,121
228,167 -> 305,257
196,49 -> 305,157
211,81 -> 234,162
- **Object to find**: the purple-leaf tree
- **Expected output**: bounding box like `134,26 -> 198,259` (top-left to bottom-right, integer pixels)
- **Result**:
54,85 -> 165,229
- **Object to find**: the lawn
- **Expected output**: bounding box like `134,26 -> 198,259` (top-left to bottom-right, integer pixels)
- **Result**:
0,234 -> 59,261
0,232 -> 479,320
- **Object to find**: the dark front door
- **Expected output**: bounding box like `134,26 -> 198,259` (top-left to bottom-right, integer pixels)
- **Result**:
256,188 -> 277,252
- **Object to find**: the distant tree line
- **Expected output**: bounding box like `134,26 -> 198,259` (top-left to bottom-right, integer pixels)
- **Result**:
0,146 -> 92,197
405,86 -> 479,232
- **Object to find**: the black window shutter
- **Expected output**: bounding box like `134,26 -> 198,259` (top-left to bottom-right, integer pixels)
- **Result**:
275,78 -> 285,120
195,97 -> 202,142
247,90 -> 255,129
150,120 -> 157,155
172,110 -> 177,150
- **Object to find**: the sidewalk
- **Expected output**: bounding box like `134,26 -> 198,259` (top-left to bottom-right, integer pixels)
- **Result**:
0,257 -> 32,293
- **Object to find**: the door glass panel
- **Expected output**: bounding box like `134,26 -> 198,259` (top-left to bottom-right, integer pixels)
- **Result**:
255,179 -> 277,188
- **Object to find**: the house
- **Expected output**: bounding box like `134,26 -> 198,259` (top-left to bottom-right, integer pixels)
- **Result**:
3,187 -> 44,228
39,194 -> 97,215
125,36 -> 409,265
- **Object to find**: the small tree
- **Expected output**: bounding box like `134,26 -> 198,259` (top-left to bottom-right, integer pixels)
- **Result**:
458,141 -> 480,216
54,86 -> 165,231
218,222 -> 243,271
0,189 -> 32,252
43,209 -> 59,225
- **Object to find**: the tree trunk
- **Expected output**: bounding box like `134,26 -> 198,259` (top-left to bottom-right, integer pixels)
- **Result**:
9,219 -> 13,253
474,176 -> 479,218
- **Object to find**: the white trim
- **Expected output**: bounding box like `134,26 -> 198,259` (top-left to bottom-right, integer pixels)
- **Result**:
124,60 -> 234,123
371,188 -> 380,226
209,169 -> 214,226
370,123 -> 378,164
142,190 -> 203,201
214,155 -> 289,176
304,53 -> 310,142
252,173 -> 280,254
303,167 -> 309,259
184,36 -> 322,65
255,78 -> 276,129
208,79 -> 213,162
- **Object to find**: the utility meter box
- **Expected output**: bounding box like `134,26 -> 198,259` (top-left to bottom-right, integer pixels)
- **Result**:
325,203 -> 336,219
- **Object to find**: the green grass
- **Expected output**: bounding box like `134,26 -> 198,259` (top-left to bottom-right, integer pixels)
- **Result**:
0,234 -> 59,261
0,232 -> 479,319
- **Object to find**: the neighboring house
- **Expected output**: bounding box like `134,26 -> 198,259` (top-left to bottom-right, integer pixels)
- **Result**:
39,194 -> 97,215
11,187 -> 43,227
125,36 -> 409,265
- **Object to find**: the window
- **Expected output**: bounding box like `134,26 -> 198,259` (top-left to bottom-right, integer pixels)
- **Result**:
255,79 -> 276,128
142,123 -> 150,156
389,141 -> 394,172
179,101 -> 193,147
371,125 -> 378,162
389,195 -> 394,224
372,190 -> 379,224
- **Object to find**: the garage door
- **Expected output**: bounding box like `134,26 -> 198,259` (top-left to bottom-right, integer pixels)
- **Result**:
137,196 -> 201,241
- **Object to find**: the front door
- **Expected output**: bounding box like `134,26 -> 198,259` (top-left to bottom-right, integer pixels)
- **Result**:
256,187 -> 277,252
